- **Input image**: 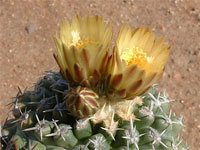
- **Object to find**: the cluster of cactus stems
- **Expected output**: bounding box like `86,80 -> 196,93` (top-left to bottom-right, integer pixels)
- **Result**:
1,71 -> 188,150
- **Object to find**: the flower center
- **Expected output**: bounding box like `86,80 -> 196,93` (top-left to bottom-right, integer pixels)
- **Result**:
120,47 -> 154,70
71,31 -> 99,50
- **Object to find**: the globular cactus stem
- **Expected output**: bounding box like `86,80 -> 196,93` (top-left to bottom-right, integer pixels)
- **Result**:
0,71 -> 188,150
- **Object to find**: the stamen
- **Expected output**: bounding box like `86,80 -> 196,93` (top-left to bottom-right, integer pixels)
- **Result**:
120,46 -> 154,70
71,31 -> 81,45
71,30 -> 99,50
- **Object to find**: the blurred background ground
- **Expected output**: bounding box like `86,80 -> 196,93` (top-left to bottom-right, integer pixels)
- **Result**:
0,0 -> 200,149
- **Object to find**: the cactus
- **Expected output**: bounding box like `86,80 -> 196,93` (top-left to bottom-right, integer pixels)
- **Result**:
0,71 -> 188,150
1,16 -> 189,150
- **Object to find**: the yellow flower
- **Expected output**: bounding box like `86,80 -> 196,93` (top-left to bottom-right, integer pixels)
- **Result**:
108,25 -> 171,98
54,15 -> 112,87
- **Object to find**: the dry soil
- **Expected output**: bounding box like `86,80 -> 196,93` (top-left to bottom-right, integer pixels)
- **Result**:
0,0 -> 200,149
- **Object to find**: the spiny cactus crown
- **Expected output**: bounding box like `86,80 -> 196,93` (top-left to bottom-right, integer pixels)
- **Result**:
1,71 -> 189,150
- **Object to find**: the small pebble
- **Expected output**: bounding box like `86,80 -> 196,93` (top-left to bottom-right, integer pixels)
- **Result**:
180,99 -> 184,104
193,50 -> 199,56
25,24 -> 37,34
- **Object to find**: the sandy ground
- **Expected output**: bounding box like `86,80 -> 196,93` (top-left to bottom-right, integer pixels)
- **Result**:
0,0 -> 200,149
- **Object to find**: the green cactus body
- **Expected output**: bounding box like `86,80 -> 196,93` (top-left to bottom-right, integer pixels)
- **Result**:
1,72 -> 188,150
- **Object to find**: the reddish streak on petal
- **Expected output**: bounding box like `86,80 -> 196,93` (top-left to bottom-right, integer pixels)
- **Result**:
74,63 -> 84,81
111,74 -> 123,88
117,89 -> 126,98
100,52 -> 108,73
107,74 -> 111,85
82,48 -> 89,69
129,80 -> 143,94
91,70 -> 100,86
66,69 -> 74,82
81,80 -> 90,87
